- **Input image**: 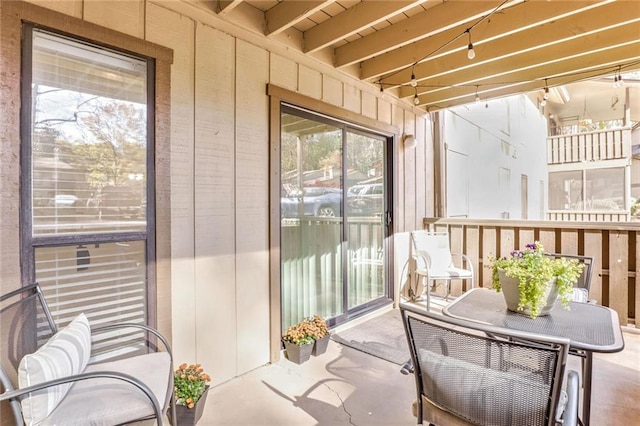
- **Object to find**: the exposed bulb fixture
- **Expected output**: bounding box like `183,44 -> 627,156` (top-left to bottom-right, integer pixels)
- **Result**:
466,29 -> 475,60
414,93 -> 420,105
410,72 -> 417,87
613,67 -> 624,88
474,86 -> 480,103
543,80 -> 550,100
540,98 -> 546,107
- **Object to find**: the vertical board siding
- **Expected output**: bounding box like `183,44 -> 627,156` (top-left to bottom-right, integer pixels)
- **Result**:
146,3 -> 197,365
343,83 -> 361,114
194,25 -> 238,384
13,0 -> 439,383
235,39 -> 270,373
269,53 -> 298,92
322,74 -> 343,107
609,232 -> 629,324
429,219 -> 639,325
584,230 -> 603,304
84,0 -> 145,38
298,64 -> 322,99
25,0 -> 83,17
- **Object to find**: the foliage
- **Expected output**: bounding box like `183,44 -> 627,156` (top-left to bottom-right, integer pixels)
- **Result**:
488,242 -> 584,318
306,315 -> 329,339
174,363 -> 211,409
283,315 -> 329,345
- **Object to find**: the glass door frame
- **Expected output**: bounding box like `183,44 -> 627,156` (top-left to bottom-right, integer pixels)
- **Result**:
279,103 -> 394,329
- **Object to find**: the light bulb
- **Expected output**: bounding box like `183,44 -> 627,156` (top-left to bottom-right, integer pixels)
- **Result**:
543,87 -> 549,100
467,43 -> 475,60
540,99 -> 546,107
410,73 -> 417,87
414,95 -> 420,105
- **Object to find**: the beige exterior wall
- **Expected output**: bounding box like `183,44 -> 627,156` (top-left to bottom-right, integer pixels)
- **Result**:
1,0 -> 435,386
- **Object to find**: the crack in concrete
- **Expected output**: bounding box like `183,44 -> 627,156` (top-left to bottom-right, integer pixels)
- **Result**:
320,381 -> 356,426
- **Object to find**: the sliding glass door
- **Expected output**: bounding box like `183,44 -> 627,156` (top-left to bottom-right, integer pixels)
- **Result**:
280,105 -> 391,329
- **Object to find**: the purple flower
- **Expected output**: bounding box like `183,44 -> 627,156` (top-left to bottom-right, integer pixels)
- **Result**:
525,243 -> 538,251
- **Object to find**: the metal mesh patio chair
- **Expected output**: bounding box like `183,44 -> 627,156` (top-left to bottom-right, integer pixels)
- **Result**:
410,231 -> 474,310
400,304 -> 579,426
546,253 -> 594,303
0,283 -> 175,425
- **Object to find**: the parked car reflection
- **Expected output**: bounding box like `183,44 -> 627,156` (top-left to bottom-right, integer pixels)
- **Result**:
281,187 -> 342,218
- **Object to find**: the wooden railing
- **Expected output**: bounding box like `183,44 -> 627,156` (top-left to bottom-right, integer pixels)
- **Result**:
547,127 -> 631,164
422,217 -> 640,326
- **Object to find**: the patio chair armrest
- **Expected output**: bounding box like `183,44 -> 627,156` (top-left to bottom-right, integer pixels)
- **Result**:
562,370 -> 580,426
451,253 -> 473,269
0,370 -> 163,424
91,323 -> 173,357
411,252 -> 431,270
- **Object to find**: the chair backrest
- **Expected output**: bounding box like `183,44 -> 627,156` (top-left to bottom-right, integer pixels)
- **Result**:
401,304 -> 569,426
411,231 -> 453,270
545,253 -> 594,291
0,284 -> 58,422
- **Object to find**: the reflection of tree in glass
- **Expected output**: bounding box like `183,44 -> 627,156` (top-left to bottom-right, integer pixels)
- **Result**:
73,100 -> 146,188
281,130 -> 382,176
347,133 -> 383,176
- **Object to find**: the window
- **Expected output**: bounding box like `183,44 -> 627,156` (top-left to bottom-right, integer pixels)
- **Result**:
549,168 -> 625,212
22,27 -> 154,358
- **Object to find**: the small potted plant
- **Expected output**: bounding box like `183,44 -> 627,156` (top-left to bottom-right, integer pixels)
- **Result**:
169,363 -> 212,426
307,315 -> 330,356
282,321 -> 315,364
488,241 -> 584,318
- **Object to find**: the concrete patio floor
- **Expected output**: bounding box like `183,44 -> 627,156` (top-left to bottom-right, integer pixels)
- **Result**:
196,306 -> 640,426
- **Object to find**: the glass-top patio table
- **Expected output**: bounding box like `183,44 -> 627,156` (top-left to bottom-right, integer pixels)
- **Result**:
443,287 -> 625,426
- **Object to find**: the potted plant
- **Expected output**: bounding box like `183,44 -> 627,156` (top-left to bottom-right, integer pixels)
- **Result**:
282,321 -> 315,364
307,315 -> 330,356
168,363 -> 212,426
488,241 -> 584,318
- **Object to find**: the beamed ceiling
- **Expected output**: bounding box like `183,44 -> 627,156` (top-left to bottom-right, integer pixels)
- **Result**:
195,0 -> 640,114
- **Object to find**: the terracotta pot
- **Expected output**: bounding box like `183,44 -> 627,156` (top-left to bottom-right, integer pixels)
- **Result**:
283,340 -> 314,364
312,334 -> 330,356
498,270 -> 558,317
168,385 -> 210,426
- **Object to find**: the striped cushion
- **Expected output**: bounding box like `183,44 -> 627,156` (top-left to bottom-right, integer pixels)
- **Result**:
18,313 -> 91,425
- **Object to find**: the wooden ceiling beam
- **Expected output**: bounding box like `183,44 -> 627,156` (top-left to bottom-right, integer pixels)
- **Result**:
415,46 -> 640,107
216,0 -> 243,16
393,6 -> 640,95
361,0 -> 604,81
334,0 -> 509,67
265,0 -> 333,36
406,41 -> 640,101
303,0 -> 426,53
424,62 -> 635,111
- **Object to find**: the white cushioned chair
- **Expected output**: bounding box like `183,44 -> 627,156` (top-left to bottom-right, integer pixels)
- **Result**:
410,231 -> 474,310
0,283 -> 175,425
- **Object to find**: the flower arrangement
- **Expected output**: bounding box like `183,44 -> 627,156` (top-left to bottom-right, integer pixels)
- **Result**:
282,321 -> 315,346
282,315 -> 329,345
173,363 -> 211,408
488,241 -> 584,318
307,315 -> 329,339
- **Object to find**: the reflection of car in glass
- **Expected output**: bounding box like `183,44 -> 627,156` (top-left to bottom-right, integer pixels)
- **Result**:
87,186 -> 144,219
281,187 -> 342,218
347,183 -> 384,216
49,194 -> 79,208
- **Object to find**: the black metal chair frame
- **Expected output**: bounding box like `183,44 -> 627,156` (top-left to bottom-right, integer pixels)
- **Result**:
400,304 -> 579,426
0,283 -> 176,426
